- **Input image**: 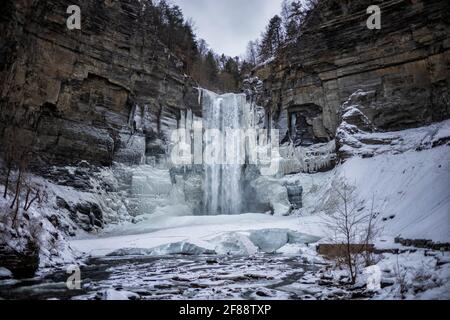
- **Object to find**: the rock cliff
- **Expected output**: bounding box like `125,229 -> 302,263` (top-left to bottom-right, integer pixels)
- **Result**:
255,0 -> 450,147
0,0 -> 200,168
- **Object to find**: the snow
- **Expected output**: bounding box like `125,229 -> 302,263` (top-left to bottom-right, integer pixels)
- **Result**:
338,146 -> 450,242
248,229 -> 289,253
279,136 -> 450,243
98,289 -> 140,300
71,214 -> 325,257
256,56 -> 275,68
248,229 -> 320,253
73,139 -> 449,257
0,190 -> 77,269
1,90 -> 449,300
433,125 -> 450,144
0,267 -> 13,279
278,140 -> 337,175
339,118 -> 450,158
109,242 -> 216,257
249,176 -> 292,216
373,251 -> 450,300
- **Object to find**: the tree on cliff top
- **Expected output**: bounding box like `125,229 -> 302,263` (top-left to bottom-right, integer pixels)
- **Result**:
140,0 -> 245,92
259,15 -> 284,62
244,0 -> 320,66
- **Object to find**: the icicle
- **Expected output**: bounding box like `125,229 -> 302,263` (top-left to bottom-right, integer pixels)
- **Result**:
197,87 -> 202,106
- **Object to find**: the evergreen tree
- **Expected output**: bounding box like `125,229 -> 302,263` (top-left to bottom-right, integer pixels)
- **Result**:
224,57 -> 240,89
204,51 -> 219,85
259,15 -> 284,61
281,0 -> 318,40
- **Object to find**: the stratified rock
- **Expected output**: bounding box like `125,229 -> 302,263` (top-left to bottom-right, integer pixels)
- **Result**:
0,0 -> 200,168
255,0 -> 450,143
335,91 -> 450,161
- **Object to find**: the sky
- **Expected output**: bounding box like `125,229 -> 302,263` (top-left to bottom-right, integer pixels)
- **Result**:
171,0 -> 284,57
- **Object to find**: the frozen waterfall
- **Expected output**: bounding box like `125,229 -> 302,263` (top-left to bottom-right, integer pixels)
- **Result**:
201,89 -> 254,215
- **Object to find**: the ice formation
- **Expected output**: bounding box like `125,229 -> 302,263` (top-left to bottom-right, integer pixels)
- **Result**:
201,89 -> 255,215
279,140 -> 337,175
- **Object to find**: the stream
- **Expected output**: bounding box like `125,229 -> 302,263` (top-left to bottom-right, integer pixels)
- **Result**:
0,254 -> 332,300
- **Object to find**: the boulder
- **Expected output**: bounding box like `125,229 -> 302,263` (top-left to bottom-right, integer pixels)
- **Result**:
0,267 -> 13,280
0,242 -> 40,279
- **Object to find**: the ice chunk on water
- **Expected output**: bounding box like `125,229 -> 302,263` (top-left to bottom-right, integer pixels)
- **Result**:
98,289 -> 140,300
211,232 -> 259,256
0,267 -> 13,280
287,231 -> 322,244
248,229 -> 289,253
106,248 -> 153,256
108,242 -> 215,256
107,230 -> 321,257
276,244 -> 302,255
248,229 -> 321,253
150,242 -> 216,256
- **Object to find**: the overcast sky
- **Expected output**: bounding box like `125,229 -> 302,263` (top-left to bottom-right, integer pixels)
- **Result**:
171,0 -> 284,57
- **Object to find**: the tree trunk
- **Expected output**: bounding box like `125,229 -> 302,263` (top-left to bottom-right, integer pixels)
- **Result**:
10,170 -> 22,209
12,188 -> 21,227
3,165 -> 11,198
23,187 -> 30,210
25,191 -> 39,211
346,240 -> 355,284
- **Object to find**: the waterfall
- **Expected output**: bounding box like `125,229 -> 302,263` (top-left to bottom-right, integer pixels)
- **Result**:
201,89 -> 253,215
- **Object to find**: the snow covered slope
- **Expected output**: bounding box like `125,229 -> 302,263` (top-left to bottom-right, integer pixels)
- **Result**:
71,124 -> 450,257
338,145 -> 450,242
71,147 -> 449,257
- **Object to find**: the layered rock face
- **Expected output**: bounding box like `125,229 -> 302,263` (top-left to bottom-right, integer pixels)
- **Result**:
0,0 -> 200,168
256,0 -> 450,146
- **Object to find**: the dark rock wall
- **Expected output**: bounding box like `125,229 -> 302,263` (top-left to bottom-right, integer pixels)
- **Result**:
1,0 -> 448,168
256,0 -> 450,144
0,0 -> 200,168
0,242 -> 40,279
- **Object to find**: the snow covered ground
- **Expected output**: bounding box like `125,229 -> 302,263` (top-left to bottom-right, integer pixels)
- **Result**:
71,213 -> 325,257
1,118 -> 449,300
62,126 -> 449,300
71,143 -> 450,258
337,146 -> 450,242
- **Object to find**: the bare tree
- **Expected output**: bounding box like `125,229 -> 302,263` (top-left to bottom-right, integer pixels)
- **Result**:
1,127 -> 36,227
22,177 -> 42,212
10,148 -> 32,223
324,179 -> 380,284
2,129 -> 17,198
245,40 -> 259,66
362,194 -> 381,266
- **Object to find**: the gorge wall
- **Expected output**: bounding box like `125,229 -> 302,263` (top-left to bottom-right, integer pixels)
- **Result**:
0,0 -> 200,169
2,0 -> 448,170
255,0 -> 450,147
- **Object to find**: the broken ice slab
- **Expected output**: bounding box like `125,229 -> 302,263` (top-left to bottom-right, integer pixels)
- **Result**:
106,230 -> 321,257
248,229 -> 321,253
107,241 -> 216,257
